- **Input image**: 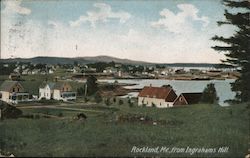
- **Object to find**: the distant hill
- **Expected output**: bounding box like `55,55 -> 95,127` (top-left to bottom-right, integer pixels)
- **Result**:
0,56 -> 221,67
76,56 -> 148,64
0,56 -> 148,65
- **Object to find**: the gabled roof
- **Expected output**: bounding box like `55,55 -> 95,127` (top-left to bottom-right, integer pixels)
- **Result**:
0,81 -> 23,92
53,82 -> 66,90
181,93 -> 202,104
39,82 -> 69,90
138,86 -> 175,100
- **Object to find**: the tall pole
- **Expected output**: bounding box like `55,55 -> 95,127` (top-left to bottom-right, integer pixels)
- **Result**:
85,84 -> 87,96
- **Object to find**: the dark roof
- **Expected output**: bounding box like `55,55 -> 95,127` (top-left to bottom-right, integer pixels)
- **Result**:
0,81 -> 23,92
39,82 -> 68,90
182,93 -> 202,104
138,86 -> 173,99
53,82 -> 66,90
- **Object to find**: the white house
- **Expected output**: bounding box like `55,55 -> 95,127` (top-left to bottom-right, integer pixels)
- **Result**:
138,85 -> 177,108
39,82 -> 76,101
0,81 -> 31,104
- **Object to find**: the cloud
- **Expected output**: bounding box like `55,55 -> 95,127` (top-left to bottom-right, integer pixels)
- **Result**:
1,2 -> 224,63
69,3 -> 131,28
1,0 -> 31,15
151,4 -> 209,34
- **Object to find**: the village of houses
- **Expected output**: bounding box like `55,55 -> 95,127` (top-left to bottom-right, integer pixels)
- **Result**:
0,61 -> 238,108
0,79 -> 202,107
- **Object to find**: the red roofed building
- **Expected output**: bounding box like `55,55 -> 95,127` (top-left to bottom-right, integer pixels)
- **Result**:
138,85 -> 177,108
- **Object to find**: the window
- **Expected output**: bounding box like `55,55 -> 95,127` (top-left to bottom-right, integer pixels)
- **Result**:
12,88 -> 15,92
179,97 -> 183,101
17,88 -> 20,92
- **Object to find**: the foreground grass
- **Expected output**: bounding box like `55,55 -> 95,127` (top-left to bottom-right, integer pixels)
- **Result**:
0,103 -> 249,157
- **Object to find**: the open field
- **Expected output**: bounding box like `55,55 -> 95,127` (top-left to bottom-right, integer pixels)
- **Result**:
0,101 -> 249,157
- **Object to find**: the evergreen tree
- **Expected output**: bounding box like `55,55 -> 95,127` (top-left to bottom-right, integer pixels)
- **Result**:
201,83 -> 219,104
211,0 -> 250,102
86,75 -> 98,96
77,87 -> 85,96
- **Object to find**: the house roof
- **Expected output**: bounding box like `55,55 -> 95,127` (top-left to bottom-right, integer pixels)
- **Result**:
138,86 -> 175,100
40,82 -> 69,90
181,93 -> 203,104
0,81 -> 23,92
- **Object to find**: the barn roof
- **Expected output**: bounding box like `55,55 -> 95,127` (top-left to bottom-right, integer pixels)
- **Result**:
0,81 -> 23,92
182,93 -> 202,104
138,86 -> 175,100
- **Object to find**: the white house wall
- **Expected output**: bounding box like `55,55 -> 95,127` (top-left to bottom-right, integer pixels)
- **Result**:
53,89 -> 61,100
39,85 -> 52,100
138,97 -> 174,108
0,91 -> 10,103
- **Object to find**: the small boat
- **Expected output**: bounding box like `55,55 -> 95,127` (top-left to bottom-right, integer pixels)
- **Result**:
191,77 -> 211,80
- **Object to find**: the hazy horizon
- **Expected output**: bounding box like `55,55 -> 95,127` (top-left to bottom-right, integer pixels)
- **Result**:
1,0 -> 237,63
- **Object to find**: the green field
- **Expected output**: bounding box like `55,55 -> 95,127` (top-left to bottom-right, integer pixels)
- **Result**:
0,101 -> 249,157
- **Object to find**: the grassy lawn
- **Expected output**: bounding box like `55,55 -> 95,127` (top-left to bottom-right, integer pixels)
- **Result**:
0,101 -> 249,157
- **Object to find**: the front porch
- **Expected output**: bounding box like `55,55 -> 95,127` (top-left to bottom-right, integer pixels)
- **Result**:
61,91 -> 76,101
10,92 -> 33,104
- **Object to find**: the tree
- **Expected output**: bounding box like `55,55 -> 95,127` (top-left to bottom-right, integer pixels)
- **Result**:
77,87 -> 85,96
200,83 -> 219,104
113,97 -> 117,103
128,98 -> 133,107
86,75 -> 98,95
119,99 -> 124,105
94,92 -> 102,103
105,98 -> 111,106
211,0 -> 250,102
162,84 -> 172,89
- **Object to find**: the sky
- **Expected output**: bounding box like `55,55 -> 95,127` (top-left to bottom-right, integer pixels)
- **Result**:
0,0 -> 237,63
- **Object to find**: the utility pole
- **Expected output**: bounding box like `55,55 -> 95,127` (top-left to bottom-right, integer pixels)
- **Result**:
84,84 -> 88,96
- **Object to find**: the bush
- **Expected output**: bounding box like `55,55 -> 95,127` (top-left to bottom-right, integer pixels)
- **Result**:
84,97 -> 89,103
119,99 -> 124,105
152,103 -> 156,107
58,113 -> 63,117
0,101 -> 22,119
113,97 -> 116,103
105,98 -> 111,106
128,99 -> 133,107
200,83 -> 219,104
77,87 -> 85,96
94,92 -> 102,103
77,113 -> 87,120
